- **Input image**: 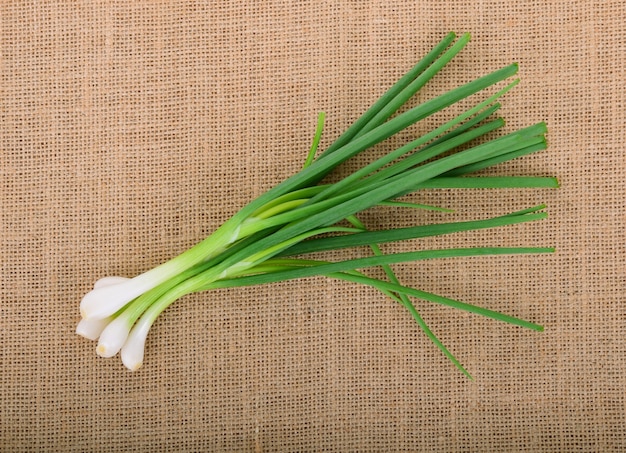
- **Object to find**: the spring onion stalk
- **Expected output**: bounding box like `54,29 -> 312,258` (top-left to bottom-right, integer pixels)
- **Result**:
77,32 -> 557,375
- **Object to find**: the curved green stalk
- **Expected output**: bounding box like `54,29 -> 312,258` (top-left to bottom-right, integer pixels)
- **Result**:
303,112 -> 326,168
345,215 -> 473,378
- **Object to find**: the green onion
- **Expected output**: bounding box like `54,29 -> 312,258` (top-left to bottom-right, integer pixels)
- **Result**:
77,32 -> 556,375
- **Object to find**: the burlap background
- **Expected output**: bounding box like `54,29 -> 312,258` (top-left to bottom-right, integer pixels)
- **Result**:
1,1 -> 624,451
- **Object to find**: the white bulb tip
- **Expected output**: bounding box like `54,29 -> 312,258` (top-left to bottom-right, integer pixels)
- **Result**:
128,361 -> 143,371
96,317 -> 131,358
121,351 -> 145,371
121,322 -> 150,371
96,344 -> 113,358
76,317 -> 111,341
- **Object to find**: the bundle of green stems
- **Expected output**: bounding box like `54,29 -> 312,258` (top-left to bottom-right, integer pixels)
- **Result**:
77,32 -> 557,376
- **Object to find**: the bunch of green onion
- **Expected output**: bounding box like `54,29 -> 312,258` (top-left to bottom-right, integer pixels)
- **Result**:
77,32 -> 557,376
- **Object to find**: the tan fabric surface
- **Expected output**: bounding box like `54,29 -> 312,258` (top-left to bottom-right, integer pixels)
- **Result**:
1,1 -> 624,451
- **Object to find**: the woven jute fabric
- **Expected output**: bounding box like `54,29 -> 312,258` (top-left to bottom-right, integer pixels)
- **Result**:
1,1 -> 624,451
